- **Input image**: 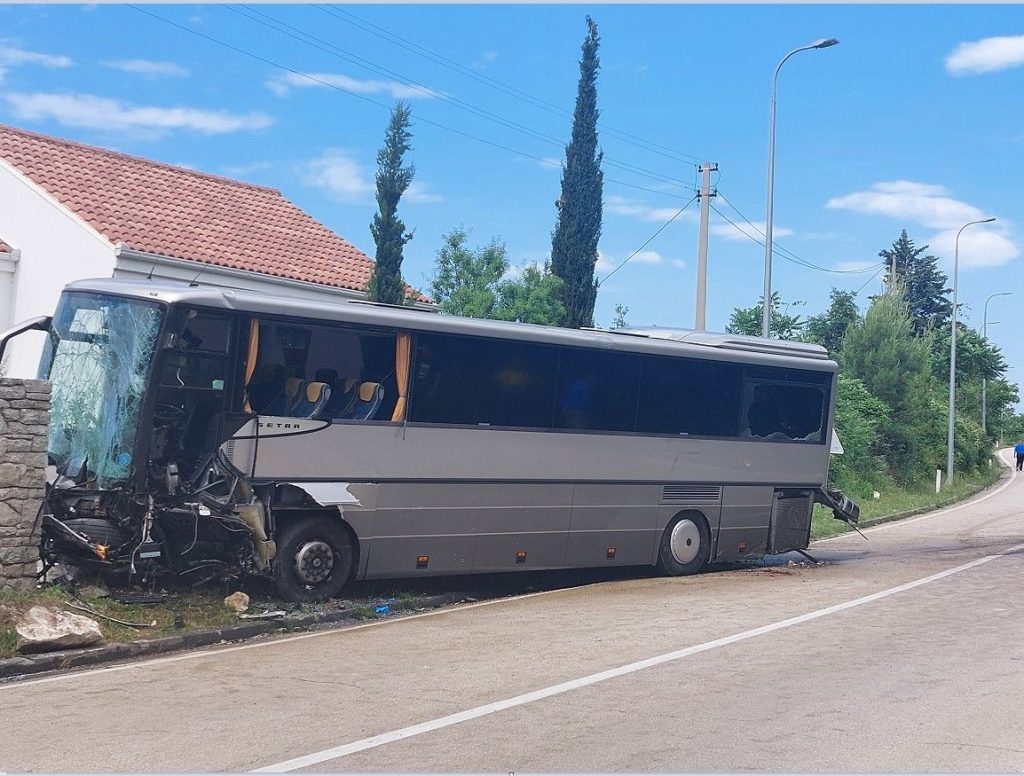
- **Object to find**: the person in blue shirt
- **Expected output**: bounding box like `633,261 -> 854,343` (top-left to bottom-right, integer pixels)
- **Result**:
1015,441 -> 1024,472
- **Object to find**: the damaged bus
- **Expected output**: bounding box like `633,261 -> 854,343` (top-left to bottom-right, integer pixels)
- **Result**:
0,278 -> 858,601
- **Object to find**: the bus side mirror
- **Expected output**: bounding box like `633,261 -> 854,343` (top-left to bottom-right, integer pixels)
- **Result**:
0,316 -> 51,363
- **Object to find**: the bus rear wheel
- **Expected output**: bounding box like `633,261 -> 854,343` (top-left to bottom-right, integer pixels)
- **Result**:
656,513 -> 711,576
273,515 -> 353,602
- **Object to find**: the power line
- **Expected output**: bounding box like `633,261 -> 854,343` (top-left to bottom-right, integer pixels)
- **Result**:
314,4 -> 705,166
713,192 -> 885,275
855,266 -> 885,295
598,195 -> 699,285
226,5 -> 694,190
125,5 -> 691,199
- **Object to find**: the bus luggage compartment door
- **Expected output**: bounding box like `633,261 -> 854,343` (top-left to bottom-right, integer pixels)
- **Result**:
767,489 -> 814,555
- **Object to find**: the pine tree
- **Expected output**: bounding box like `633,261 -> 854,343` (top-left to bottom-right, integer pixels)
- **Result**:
550,16 -> 603,329
839,283 -> 943,481
879,230 -> 952,336
368,102 -> 414,305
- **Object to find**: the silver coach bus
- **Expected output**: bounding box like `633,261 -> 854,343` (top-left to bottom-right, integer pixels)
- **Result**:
1,278 -> 857,601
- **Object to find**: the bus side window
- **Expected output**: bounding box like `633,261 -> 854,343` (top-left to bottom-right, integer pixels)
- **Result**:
742,380 -> 826,442
250,320 -> 397,420
409,333 -> 558,429
552,349 -> 640,433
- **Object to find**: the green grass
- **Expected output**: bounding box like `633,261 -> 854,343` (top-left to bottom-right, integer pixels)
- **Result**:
811,463 -> 1001,541
0,587 -> 245,660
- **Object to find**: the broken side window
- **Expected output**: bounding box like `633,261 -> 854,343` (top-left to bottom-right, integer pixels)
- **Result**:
742,380 -> 826,442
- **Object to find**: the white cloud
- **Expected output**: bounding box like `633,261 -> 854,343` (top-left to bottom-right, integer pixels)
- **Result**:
927,228 -> 1018,268
597,249 -> 683,272
827,180 -> 1017,268
0,43 -> 71,82
268,72 -> 442,100
710,220 -> 793,241
102,59 -> 189,78
471,51 -> 497,71
946,34 -> 1024,75
405,181 -> 444,204
302,149 -> 371,203
4,92 -> 273,136
827,180 -> 982,230
631,250 -> 663,265
605,194 -> 689,223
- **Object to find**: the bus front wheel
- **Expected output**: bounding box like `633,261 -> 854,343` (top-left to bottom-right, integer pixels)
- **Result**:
273,515 -> 354,602
656,513 -> 711,576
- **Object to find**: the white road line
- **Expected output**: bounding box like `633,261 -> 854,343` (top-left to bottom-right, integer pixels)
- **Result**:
253,540 -> 1024,773
814,450 -> 1017,544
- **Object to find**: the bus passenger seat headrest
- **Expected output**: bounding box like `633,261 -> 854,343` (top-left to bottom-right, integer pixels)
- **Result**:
359,382 -> 379,402
306,381 -> 329,402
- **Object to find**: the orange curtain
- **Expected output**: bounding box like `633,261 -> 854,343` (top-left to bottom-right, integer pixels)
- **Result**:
390,331 -> 411,422
243,318 -> 259,412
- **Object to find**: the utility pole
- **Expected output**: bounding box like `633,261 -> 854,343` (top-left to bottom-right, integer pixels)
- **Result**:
694,161 -> 717,331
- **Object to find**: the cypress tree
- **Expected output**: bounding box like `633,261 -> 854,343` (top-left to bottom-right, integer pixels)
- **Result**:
550,16 -> 603,328
368,102 -> 414,305
879,230 -> 952,336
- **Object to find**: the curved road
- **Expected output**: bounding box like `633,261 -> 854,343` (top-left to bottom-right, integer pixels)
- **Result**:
1,452 -> 1021,772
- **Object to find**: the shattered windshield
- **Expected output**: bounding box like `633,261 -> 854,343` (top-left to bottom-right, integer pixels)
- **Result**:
38,292 -> 165,488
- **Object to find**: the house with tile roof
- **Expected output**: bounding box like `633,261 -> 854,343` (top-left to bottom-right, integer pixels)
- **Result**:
0,123 -> 418,377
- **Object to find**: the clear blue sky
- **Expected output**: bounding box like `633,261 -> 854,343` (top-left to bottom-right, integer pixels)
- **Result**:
2,4 -> 1021,407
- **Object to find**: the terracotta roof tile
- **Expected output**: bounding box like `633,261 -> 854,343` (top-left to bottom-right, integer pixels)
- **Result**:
0,237 -> 10,253
0,123 -> 395,296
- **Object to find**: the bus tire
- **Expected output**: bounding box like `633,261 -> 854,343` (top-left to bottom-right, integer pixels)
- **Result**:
273,515 -> 354,602
656,513 -> 711,576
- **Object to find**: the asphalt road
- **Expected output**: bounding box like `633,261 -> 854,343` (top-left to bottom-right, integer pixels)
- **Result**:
1,452 -> 1022,773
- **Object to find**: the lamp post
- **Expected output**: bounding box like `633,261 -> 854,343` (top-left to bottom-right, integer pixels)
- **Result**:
981,291 -> 1012,436
946,217 -> 997,485
761,37 -> 839,338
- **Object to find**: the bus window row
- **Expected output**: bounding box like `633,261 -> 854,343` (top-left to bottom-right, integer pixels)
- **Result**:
241,319 -> 829,442
409,332 -> 829,442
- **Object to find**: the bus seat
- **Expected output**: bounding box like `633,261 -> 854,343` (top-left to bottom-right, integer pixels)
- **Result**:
352,381 -> 383,420
249,364 -> 287,414
282,377 -> 304,413
262,378 -> 299,419
292,381 -> 332,418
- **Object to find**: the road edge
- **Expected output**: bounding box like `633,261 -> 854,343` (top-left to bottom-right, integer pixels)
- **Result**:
2,453 -> 1014,681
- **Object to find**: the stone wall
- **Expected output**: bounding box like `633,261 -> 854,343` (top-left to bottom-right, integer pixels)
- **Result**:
0,378 -> 50,589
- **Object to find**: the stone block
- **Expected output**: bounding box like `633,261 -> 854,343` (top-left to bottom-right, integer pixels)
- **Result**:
19,410 -> 50,426
0,385 -> 26,400
0,463 -> 29,488
0,502 -> 20,527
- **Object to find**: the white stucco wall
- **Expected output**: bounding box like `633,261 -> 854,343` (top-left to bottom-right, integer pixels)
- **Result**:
0,159 -> 116,378
0,249 -> 19,333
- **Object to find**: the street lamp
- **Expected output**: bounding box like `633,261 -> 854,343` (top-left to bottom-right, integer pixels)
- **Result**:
761,37 -> 839,338
946,217 -> 997,486
982,291 -> 1012,436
